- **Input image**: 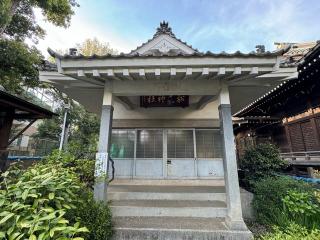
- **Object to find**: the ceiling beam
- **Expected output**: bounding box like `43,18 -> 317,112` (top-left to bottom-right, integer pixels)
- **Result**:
155,68 -> 161,80
107,69 -> 122,81
137,69 -> 146,80
228,67 -> 260,84
195,68 -> 209,81
120,69 -> 134,80
182,67 -> 193,80
170,68 -> 176,80
74,70 -> 104,86
196,95 -> 218,110
116,96 -> 136,110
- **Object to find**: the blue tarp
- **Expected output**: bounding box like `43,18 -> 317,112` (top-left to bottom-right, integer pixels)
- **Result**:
291,176 -> 320,184
8,156 -> 42,161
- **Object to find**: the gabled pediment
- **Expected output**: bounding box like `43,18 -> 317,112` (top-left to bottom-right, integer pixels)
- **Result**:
130,21 -> 198,56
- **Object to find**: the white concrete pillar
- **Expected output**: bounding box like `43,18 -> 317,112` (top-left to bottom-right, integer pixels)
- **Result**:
94,82 -> 114,202
218,85 -> 248,230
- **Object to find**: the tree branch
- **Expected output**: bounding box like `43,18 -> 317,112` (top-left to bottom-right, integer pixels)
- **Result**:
0,0 -> 21,38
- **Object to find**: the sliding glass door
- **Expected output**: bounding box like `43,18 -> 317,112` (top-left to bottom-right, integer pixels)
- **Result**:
166,129 -> 196,177
110,128 -> 224,179
135,129 -> 163,178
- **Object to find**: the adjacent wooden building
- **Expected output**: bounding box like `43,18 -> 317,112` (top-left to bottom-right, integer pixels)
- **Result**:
234,41 -> 320,168
0,88 -> 56,171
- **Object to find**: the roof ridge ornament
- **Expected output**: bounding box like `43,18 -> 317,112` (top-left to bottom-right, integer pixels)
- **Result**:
154,21 -> 175,37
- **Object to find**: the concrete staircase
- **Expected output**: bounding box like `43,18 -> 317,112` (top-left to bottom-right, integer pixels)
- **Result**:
108,180 -> 253,240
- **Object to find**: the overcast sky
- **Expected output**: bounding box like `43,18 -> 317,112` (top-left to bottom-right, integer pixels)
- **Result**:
34,0 -> 320,58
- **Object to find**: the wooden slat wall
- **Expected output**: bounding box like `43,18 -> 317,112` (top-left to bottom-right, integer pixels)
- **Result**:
288,124 -> 305,151
316,118 -> 320,134
301,121 -> 318,151
286,117 -> 320,152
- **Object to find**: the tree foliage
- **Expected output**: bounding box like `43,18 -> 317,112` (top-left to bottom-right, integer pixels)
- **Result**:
0,0 -> 78,92
34,117 -> 62,141
0,0 -> 79,39
47,38 -> 118,62
33,103 -> 100,159
76,37 -> 117,56
0,39 -> 42,92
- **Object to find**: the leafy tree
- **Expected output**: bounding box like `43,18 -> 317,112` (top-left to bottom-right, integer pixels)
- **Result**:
33,103 -> 100,157
34,117 -> 62,141
0,0 -> 79,92
47,37 -> 118,62
0,40 -> 42,92
76,37 -> 117,56
67,105 -> 99,159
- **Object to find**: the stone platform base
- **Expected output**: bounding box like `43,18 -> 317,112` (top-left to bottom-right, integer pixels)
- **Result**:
109,180 -> 253,240
112,217 -> 253,240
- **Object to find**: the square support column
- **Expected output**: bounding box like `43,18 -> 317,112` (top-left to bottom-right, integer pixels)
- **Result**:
218,86 -> 248,231
0,109 -> 14,171
94,82 -> 114,202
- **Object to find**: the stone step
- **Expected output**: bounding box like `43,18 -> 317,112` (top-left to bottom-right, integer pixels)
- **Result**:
110,179 -> 225,186
112,216 -> 253,240
110,200 -> 227,218
108,185 -> 226,201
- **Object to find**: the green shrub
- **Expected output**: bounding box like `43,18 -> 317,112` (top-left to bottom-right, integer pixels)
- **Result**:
260,223 -> 320,240
253,176 -> 315,226
74,159 -> 95,188
44,150 -> 95,188
67,137 -> 97,160
45,151 -> 112,239
0,163 -> 88,239
240,143 -> 287,189
282,190 -> 320,229
74,196 -> 114,240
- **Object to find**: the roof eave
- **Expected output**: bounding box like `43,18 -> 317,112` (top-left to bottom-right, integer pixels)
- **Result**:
47,48 -> 284,61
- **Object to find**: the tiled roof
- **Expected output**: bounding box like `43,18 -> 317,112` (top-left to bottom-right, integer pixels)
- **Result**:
40,60 -> 57,72
234,41 -> 320,117
233,78 -> 296,117
48,48 -> 285,60
276,41 -> 317,67
48,21 -> 286,60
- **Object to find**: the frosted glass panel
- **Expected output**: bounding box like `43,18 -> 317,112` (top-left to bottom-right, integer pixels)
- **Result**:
167,130 -> 194,158
196,130 -> 222,158
110,130 -> 135,158
136,130 -> 163,158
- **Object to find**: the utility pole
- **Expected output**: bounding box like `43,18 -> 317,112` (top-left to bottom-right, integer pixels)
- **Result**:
59,103 -> 70,151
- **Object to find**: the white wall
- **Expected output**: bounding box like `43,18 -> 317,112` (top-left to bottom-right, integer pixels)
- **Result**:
113,99 -> 219,120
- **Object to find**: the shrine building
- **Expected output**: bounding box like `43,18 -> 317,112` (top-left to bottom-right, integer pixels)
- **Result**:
40,22 -> 297,239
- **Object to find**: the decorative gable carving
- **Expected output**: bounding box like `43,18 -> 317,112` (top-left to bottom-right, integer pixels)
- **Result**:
154,21 -> 176,38
130,21 -> 197,56
151,39 -> 179,53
